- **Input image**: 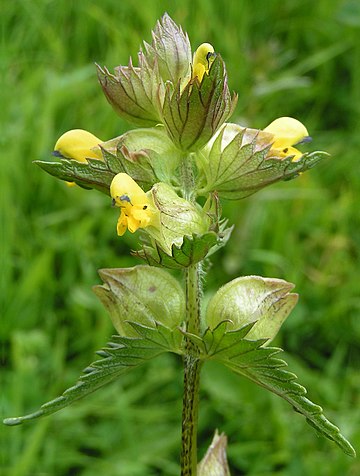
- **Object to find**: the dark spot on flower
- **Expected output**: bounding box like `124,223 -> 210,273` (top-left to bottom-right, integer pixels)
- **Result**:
283,148 -> 289,153
148,285 -> 156,292
143,205 -> 148,210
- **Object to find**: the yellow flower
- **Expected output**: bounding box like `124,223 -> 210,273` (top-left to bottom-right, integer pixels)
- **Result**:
110,173 -> 156,236
192,43 -> 216,82
54,129 -> 103,162
53,129 -> 103,186
264,117 -> 311,161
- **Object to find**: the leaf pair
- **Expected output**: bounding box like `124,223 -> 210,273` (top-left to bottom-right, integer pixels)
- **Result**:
4,269 -> 355,458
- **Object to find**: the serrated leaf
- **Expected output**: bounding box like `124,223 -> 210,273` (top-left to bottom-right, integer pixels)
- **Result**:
34,157 -> 113,194
134,232 -> 219,269
185,323 -> 356,457
200,123 -> 329,199
3,323 -> 182,426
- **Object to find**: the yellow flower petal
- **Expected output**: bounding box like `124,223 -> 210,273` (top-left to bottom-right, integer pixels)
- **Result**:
264,117 -> 310,161
192,43 -> 215,82
116,213 -> 128,236
54,129 -> 103,162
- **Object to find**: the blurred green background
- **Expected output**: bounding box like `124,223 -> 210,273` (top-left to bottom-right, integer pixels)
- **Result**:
2,0 -> 360,474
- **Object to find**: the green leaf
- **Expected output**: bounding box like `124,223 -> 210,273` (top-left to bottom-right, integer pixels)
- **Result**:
184,323 -> 356,457
93,265 -> 185,336
199,123 -> 329,199
134,232 -> 220,269
3,323 -> 182,426
34,156 -> 113,194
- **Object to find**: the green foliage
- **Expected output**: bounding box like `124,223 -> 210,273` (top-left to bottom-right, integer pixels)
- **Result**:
3,0 -> 360,475
183,322 -> 355,456
5,318 -> 355,457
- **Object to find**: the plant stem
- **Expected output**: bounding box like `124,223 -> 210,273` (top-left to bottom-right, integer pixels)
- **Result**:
180,153 -> 195,201
181,354 -> 201,476
181,263 -> 203,476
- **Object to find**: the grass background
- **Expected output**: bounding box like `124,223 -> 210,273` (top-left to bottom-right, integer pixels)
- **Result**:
2,0 -> 360,474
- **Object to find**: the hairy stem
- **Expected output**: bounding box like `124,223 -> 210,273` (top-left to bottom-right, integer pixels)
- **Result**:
180,153 -> 196,201
181,263 -> 203,476
181,354 -> 202,476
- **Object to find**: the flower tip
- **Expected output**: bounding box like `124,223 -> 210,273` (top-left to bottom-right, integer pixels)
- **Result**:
192,42 -> 216,81
264,117 -> 309,143
54,129 -> 103,163
264,117 -> 310,161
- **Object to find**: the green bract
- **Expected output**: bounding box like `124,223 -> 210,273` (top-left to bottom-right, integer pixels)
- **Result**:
161,56 -> 237,151
197,123 -> 329,199
148,182 -> 211,254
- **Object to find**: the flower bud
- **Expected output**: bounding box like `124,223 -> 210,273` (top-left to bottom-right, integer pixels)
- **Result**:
198,431 -> 230,476
142,13 -> 192,85
192,43 -> 216,82
53,129 -> 103,162
53,129 -> 103,187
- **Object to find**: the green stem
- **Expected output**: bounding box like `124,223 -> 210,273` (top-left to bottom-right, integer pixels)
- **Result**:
180,153 -> 195,201
181,263 -> 203,476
